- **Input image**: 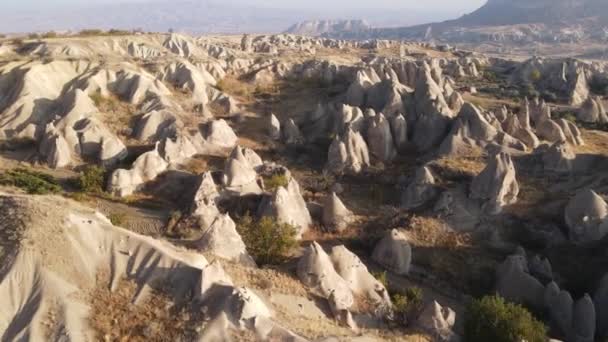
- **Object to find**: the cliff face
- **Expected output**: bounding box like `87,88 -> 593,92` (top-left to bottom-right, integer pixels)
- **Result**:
285,20 -> 371,36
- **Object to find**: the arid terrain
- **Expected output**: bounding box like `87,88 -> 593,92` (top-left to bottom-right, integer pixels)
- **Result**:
0,22 -> 607,342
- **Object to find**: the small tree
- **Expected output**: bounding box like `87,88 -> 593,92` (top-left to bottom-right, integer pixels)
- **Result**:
464,295 -> 547,342
237,214 -> 298,265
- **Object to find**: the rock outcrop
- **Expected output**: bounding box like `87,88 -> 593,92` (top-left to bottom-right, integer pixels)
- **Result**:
322,192 -> 354,233
108,144 -> 168,197
564,189 -> 608,243
258,179 -> 313,239
416,301 -> 459,342
327,128 -> 371,175
470,152 -> 519,214
578,97 -> 608,124
297,242 -> 356,328
195,213 -> 255,266
330,245 -> 392,311
372,229 -> 412,275
401,166 -> 438,209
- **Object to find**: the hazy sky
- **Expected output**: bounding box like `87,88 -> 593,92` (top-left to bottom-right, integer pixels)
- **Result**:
2,0 -> 486,12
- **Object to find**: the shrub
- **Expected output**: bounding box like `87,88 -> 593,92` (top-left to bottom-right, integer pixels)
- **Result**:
27,33 -> 40,40
108,212 -> 127,226
530,69 -> 542,82
372,271 -> 388,288
78,29 -> 104,37
263,174 -> 289,192
236,214 -> 298,265
42,31 -> 58,39
464,295 -> 547,342
0,168 -> 62,194
391,286 -> 423,325
78,165 -> 106,193
107,29 -> 131,36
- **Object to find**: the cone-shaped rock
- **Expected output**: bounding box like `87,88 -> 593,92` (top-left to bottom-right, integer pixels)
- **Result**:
372,229 -> 412,275
470,152 -> 519,214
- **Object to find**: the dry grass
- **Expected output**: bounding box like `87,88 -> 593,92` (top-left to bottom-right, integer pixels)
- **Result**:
504,175 -> 554,219
433,149 -> 486,179
220,258 -> 308,297
90,92 -> 137,142
179,156 -> 209,175
463,93 -> 518,110
216,76 -> 257,101
576,129 -> 608,155
407,216 -> 472,249
89,278 -> 203,342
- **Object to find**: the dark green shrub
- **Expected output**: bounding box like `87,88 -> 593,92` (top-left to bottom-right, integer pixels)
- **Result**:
0,168 -> 61,194
236,214 -> 298,265
27,33 -> 40,40
78,165 -> 106,193
464,295 -> 547,342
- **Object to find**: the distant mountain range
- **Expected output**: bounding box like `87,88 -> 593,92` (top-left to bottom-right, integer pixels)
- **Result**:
303,0 -> 608,43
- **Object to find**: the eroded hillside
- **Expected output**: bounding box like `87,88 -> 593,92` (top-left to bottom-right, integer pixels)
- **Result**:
0,31 -> 607,341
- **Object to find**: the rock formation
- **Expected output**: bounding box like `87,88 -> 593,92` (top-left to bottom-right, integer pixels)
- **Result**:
322,192 -> 354,232
108,144 -> 169,197
195,213 -> 255,266
297,242 -> 356,328
416,301 -> 459,342
470,152 -> 519,214
372,229 -> 412,275
564,189 -> 608,243
327,128 -> 371,175
402,166 -> 438,209
258,179 -> 313,239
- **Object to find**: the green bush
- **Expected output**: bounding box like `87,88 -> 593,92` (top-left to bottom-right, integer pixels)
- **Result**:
0,168 -> 62,194
391,286 -> 423,324
78,165 -> 106,193
108,212 -> 127,226
530,69 -> 542,82
263,174 -> 289,192
464,295 -> 547,342
373,271 -> 388,288
27,33 -> 40,40
237,214 -> 298,265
